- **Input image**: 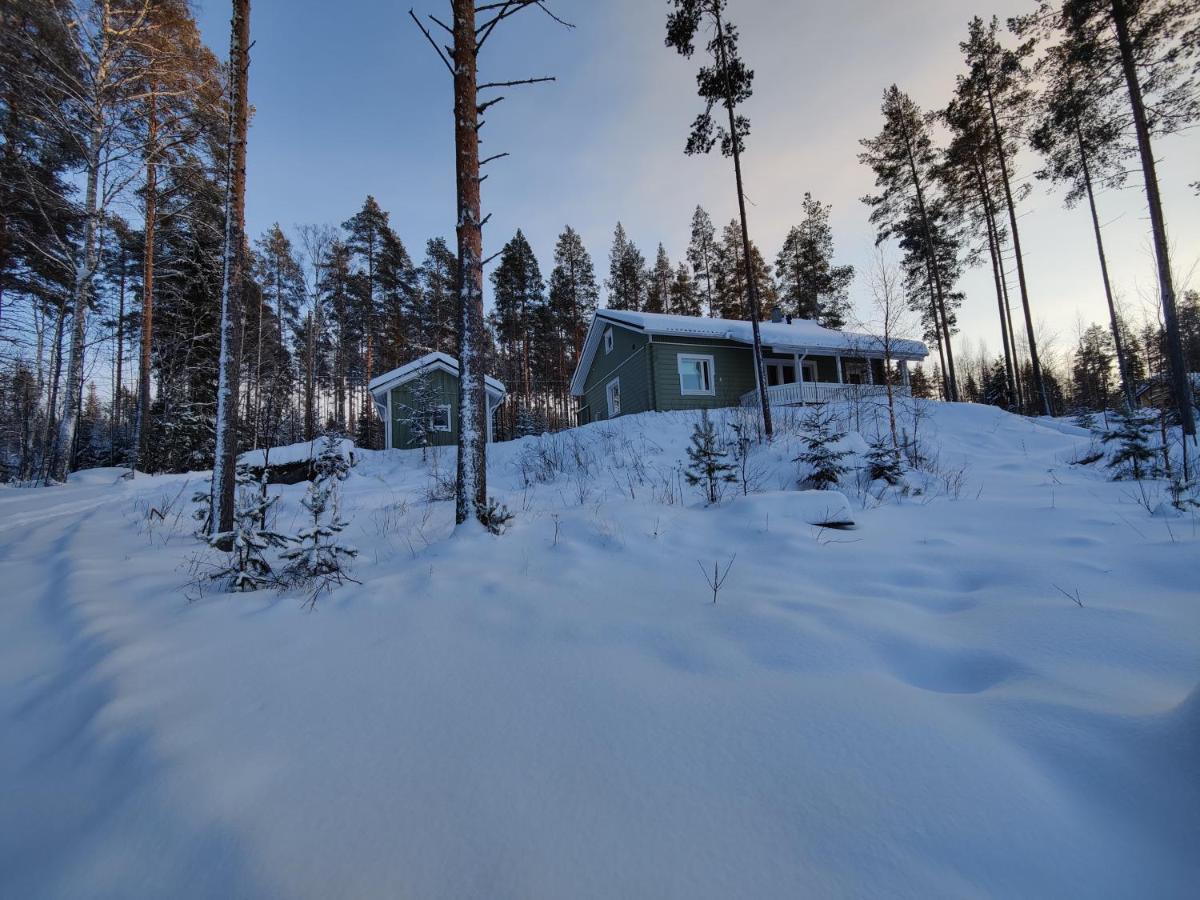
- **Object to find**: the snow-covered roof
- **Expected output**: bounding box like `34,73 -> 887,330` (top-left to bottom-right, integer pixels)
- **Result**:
570,310 -> 928,395
368,352 -> 506,400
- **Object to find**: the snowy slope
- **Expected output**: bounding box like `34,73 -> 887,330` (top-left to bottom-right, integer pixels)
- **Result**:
1,400 -> 1198,899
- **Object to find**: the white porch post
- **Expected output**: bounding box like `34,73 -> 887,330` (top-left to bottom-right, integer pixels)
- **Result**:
793,352 -> 802,381
899,359 -> 910,388
835,355 -> 843,384
385,389 -> 393,450
867,357 -> 875,385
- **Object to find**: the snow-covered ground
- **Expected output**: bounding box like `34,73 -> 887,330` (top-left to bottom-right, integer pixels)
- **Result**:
2,400 -> 1197,898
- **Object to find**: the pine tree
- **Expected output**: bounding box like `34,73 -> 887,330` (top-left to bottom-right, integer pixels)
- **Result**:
794,404 -> 850,490
606,222 -> 645,311
684,410 -> 736,505
645,243 -> 673,314
687,206 -> 719,316
1072,324 -> 1115,411
865,434 -> 904,485
1102,406 -> 1158,480
774,193 -> 854,327
670,262 -> 701,317
344,196 -> 406,443
490,230 -> 546,435
282,435 -> 357,596
956,16 -> 1050,416
1043,0 -> 1199,439
939,91 -> 1022,410
416,237 -> 459,355
860,86 -> 961,402
209,466 -> 290,592
1016,14 -> 1138,408
666,0 -> 772,439
251,225 -> 304,449
548,226 -> 598,423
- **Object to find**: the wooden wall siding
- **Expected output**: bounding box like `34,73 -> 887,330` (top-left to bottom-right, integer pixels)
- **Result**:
390,369 -> 459,449
579,327 -> 652,420
649,340 -> 756,411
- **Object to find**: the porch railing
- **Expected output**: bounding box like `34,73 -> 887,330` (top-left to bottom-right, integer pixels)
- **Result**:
740,381 -> 911,407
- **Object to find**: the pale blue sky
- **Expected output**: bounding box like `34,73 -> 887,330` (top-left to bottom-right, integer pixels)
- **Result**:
194,0 -> 1199,365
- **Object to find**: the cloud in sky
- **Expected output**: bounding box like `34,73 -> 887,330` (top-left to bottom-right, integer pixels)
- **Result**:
195,0 -> 1199,364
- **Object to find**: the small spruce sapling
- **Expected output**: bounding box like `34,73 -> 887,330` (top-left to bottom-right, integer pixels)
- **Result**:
685,410 -> 736,504
282,435 -> 358,594
1101,407 -> 1158,481
794,403 -> 850,490
865,434 -> 904,485
209,466 -> 291,592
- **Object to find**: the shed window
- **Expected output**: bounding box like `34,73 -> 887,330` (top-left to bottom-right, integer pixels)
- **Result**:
678,354 -> 715,396
430,404 -> 451,432
606,377 -> 621,417
604,327 -> 614,354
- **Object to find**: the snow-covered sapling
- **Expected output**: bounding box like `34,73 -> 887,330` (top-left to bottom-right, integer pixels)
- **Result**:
1101,407 -> 1158,481
209,466 -> 291,592
794,404 -> 851,490
282,436 -> 358,599
478,497 -> 514,535
685,410 -> 736,505
864,435 -> 904,485
728,421 -> 764,495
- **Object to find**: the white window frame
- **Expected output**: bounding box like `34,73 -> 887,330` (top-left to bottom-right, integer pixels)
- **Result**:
677,353 -> 716,396
429,403 -> 451,432
801,361 -> 818,383
606,377 -> 621,417
604,327 -> 614,354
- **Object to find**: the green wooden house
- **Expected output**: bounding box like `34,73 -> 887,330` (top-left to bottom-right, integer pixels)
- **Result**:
369,352 -> 506,450
570,309 -> 928,424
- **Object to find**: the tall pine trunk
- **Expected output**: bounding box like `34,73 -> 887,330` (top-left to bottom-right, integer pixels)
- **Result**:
1110,0 -> 1195,441
982,76 -> 1050,416
974,155 -> 1017,405
453,0 -> 489,526
1075,124 -> 1134,410
714,5 -> 772,439
900,124 -> 958,402
211,0 -> 250,535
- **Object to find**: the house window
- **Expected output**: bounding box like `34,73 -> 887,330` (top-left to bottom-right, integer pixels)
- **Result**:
678,354 -> 715,396
604,327 -> 614,354
430,404 -> 451,432
606,377 -> 621,417
801,361 -> 818,383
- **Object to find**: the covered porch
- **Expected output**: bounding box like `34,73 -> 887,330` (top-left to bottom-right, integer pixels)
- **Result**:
739,351 -> 913,407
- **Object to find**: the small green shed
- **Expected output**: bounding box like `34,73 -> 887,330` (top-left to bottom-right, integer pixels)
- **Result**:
369,352 -> 507,450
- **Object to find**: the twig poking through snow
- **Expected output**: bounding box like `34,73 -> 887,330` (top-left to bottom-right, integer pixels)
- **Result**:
699,554 -> 736,605
1052,584 -> 1085,608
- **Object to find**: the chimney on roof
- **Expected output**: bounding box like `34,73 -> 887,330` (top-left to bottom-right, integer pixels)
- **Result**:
769,305 -> 783,324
